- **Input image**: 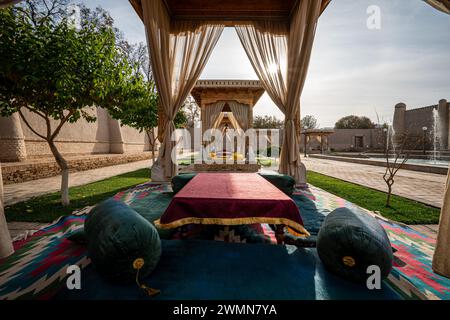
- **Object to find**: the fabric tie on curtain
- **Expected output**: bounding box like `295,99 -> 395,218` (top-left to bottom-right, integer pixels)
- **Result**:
142,0 -> 224,180
235,0 -> 324,184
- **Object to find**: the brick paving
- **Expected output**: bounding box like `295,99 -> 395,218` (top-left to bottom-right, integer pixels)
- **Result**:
303,156 -> 446,209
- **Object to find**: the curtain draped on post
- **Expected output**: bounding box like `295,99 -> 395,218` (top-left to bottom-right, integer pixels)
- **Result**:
423,0 -> 450,278
228,101 -> 249,131
235,0 -> 324,184
203,101 -> 226,133
0,166 -> 14,258
225,112 -> 241,131
424,0 -> 450,14
433,172 -> 450,277
213,112 -> 225,130
142,0 -> 224,180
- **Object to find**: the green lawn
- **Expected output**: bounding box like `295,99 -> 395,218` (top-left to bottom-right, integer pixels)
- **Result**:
307,171 -> 440,225
5,168 -> 151,223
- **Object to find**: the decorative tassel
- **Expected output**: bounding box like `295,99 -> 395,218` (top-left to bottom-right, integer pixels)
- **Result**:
133,258 -> 161,297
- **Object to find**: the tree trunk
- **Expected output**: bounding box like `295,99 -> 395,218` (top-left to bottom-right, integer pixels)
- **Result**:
146,130 -> 156,165
386,181 -> 393,207
48,140 -> 70,206
386,188 -> 392,207
0,164 -> 14,258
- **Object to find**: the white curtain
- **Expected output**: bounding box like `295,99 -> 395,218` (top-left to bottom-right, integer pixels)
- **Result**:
0,166 -> 13,258
213,113 -> 224,129
142,0 -> 224,180
433,172 -> 450,277
424,0 -> 450,14
203,101 -> 226,133
235,0 -> 324,184
418,0 -> 449,278
228,101 -> 250,131
225,112 -> 241,131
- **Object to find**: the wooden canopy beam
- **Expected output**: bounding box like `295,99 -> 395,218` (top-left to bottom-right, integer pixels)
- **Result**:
129,0 -> 331,22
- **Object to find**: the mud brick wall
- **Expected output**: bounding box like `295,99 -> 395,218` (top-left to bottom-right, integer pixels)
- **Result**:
1,152 -> 151,184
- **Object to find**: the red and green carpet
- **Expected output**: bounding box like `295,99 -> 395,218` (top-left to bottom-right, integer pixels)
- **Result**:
0,182 -> 448,300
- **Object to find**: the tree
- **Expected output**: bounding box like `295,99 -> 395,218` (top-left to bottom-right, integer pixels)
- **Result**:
253,115 -> 284,129
182,95 -> 200,128
109,40 -> 188,163
335,115 -> 375,129
300,115 -> 318,130
0,1 -> 149,205
382,128 -> 422,207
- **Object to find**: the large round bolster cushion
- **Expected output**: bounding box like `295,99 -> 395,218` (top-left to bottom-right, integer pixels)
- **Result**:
317,208 -> 393,283
258,173 -> 295,195
172,173 -> 197,194
84,199 -> 162,282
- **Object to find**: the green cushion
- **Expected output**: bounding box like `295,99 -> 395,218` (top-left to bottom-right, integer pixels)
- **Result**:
130,192 -> 175,240
171,173 -> 197,194
317,208 -> 393,284
258,173 -> 296,195
84,199 -> 161,283
67,228 -> 87,245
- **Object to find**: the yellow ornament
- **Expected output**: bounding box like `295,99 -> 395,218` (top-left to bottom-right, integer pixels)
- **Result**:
342,256 -> 356,267
133,258 -> 145,270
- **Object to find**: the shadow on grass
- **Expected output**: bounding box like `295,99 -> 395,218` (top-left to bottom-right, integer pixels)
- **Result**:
5,168 -> 151,223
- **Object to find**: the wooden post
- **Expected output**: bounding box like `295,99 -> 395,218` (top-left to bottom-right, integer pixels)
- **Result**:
247,104 -> 254,162
0,164 -> 14,258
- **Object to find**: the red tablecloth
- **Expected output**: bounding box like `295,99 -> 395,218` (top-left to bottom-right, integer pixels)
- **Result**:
155,173 -> 308,236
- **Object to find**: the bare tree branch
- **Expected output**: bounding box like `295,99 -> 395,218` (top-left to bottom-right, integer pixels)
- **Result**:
50,110 -> 74,140
18,108 -> 47,140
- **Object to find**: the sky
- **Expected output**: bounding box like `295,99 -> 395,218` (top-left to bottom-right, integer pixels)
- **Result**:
86,0 -> 450,128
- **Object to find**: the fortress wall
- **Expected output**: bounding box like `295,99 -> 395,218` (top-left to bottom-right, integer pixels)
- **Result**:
404,105 -> 436,137
0,107 -> 149,161
20,107 -> 111,157
119,124 -> 150,153
0,114 -> 27,161
327,129 -> 383,151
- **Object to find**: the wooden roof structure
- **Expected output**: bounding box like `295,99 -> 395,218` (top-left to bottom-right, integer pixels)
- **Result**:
191,80 -> 265,108
129,0 -> 331,22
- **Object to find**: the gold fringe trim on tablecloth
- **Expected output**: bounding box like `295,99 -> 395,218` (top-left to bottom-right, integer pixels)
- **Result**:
154,217 -> 310,237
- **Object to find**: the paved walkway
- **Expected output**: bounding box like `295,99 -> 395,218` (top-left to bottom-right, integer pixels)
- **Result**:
3,159 -> 152,206
302,157 -> 446,208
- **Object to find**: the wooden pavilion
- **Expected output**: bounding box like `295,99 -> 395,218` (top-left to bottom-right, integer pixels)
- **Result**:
0,0 -> 449,283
